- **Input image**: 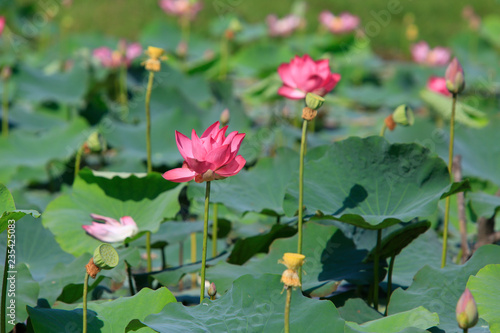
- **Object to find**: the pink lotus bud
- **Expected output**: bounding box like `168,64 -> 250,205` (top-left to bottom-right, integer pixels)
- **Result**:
456,288 -> 478,329
220,109 -> 230,126
208,282 -> 217,297
162,121 -> 246,183
277,55 -> 341,100
445,57 -> 465,95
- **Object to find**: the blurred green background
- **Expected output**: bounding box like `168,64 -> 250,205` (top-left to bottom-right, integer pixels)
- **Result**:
59,0 -> 498,57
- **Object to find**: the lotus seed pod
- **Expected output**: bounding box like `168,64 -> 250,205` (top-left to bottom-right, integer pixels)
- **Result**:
93,243 -> 119,270
146,46 -> 165,60
305,93 -> 325,110
280,253 -> 306,271
392,104 -> 414,126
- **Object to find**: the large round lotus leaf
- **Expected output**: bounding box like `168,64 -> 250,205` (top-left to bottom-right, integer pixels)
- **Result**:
43,169 -> 183,256
129,274 -> 345,333
467,264 -> 500,332
28,288 -> 176,333
0,263 -> 39,331
285,136 -> 452,229
206,222 -> 373,296
386,117 -> 500,186
0,184 -> 41,234
15,63 -> 89,104
0,117 -> 89,184
388,245 -> 500,332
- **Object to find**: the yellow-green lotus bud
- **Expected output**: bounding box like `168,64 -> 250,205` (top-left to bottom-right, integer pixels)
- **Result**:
392,104 -> 414,126
86,132 -> 101,151
456,288 -> 478,329
305,93 -> 325,110
229,18 -> 243,33
93,244 -> 119,270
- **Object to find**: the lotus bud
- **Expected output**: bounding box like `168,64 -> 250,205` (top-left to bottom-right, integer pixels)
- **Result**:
456,288 -> 478,329
86,132 -> 102,152
445,57 -> 465,95
228,18 -> 243,33
220,108 -> 230,126
208,282 -> 217,299
93,243 -> 119,270
392,104 -> 414,127
305,93 -> 325,110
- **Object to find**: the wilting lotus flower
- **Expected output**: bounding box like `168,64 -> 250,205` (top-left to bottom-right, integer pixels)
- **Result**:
0,17 -> 5,36
267,14 -> 302,37
93,41 -> 142,68
456,288 -> 479,329
159,0 -> 202,20
82,214 -> 139,243
411,41 -> 451,66
163,121 -> 246,183
319,11 -> 360,34
277,55 -> 341,100
427,76 -> 452,96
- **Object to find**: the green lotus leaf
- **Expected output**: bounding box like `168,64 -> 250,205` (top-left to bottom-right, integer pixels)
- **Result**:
467,264 -> 500,332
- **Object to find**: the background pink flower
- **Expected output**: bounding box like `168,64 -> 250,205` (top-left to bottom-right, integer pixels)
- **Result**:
159,0 -> 202,20
82,214 -> 139,243
93,41 -> 142,68
427,76 -> 451,96
319,11 -> 359,34
277,54 -> 341,100
411,41 -> 451,66
0,17 -> 5,36
163,121 -> 246,183
267,14 -> 302,37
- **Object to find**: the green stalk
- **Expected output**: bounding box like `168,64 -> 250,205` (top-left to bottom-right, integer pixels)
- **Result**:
379,122 -> 387,137
83,272 -> 89,333
190,232 -> 197,289
385,252 -> 396,316
297,119 -> 308,282
145,71 -> 154,173
2,78 -> 8,138
284,287 -> 292,333
441,93 -> 457,268
1,228 -> 11,333
373,229 -> 382,311
74,145 -> 84,179
119,64 -> 128,120
200,181 -> 211,303
212,203 -> 218,257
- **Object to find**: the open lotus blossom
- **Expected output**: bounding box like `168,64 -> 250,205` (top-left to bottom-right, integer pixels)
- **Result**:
163,121 -> 246,183
0,17 -> 5,36
93,41 -> 142,68
427,76 -> 451,96
319,11 -> 360,34
411,41 -> 451,66
266,14 -> 302,37
82,214 -> 139,243
277,54 -> 341,100
159,0 -> 202,20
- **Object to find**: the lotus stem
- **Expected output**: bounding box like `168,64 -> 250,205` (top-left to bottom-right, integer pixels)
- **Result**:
212,203 -> 218,257
385,252 -> 396,316
74,144 -> 84,179
2,78 -> 8,138
1,229 -> 11,333
145,71 -> 154,173
125,259 -> 135,296
200,181 -> 211,303
297,119 -> 308,282
284,287 -> 292,333
191,232 -> 197,289
441,93 -> 457,268
146,232 -> 152,273
373,229 -> 382,311
379,123 -> 387,137
83,272 -> 89,333
119,64 -> 128,120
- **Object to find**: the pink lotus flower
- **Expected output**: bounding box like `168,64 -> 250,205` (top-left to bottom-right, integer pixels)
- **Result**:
319,11 -> 360,34
159,0 -> 202,20
427,76 -> 451,96
163,121 -> 246,183
0,17 -> 5,36
267,14 -> 302,37
93,40 -> 142,69
277,55 -> 341,100
82,214 -> 139,243
411,41 -> 451,66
